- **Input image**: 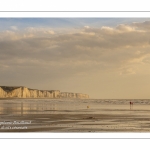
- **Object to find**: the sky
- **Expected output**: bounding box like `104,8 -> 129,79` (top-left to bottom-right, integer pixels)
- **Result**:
1,18 -> 150,99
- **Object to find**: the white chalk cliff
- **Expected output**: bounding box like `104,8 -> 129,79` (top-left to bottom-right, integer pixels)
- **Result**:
0,86 -> 89,99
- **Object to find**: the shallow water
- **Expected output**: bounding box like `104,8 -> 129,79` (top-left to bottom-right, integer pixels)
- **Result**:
0,99 -> 150,132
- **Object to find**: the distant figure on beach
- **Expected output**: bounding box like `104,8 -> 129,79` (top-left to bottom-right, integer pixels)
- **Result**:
130,101 -> 133,110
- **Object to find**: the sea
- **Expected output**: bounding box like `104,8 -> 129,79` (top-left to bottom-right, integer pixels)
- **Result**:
0,99 -> 150,132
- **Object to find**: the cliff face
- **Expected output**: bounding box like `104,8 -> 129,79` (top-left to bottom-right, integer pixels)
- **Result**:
0,87 -> 7,97
0,86 -> 60,98
60,92 -> 89,99
0,86 -> 89,99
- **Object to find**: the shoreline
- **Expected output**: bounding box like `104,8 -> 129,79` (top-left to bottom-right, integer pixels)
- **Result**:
0,99 -> 150,132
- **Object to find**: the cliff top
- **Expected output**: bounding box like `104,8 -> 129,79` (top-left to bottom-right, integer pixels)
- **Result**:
0,86 -> 25,92
0,86 -> 60,93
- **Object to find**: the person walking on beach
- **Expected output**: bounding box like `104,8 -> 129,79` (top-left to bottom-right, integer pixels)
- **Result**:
130,101 -> 133,110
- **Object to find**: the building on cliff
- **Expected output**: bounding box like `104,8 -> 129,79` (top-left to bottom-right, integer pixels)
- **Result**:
0,86 -> 89,99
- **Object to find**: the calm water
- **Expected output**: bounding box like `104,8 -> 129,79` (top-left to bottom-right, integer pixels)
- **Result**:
0,99 -> 150,115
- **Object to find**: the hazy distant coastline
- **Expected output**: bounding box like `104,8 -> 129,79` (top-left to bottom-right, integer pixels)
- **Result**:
0,86 -> 89,99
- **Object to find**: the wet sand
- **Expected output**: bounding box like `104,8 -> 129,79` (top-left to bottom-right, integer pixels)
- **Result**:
0,99 -> 150,132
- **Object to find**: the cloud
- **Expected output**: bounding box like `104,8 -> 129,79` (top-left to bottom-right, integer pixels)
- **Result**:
1,23 -> 150,69
10,26 -> 18,31
116,24 -> 135,32
1,20 -> 150,97
119,67 -> 136,75
132,21 -> 150,30
84,26 -> 90,29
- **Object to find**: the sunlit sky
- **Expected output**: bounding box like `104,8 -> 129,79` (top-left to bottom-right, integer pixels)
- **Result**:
1,18 -> 150,99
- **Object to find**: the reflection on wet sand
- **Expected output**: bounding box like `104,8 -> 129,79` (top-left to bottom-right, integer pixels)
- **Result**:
0,101 -> 58,115
0,99 -> 150,132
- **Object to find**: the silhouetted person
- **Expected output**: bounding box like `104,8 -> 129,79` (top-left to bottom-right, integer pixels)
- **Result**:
130,101 -> 133,110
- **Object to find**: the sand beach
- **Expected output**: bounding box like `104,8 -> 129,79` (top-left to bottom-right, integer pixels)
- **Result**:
0,99 -> 150,132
